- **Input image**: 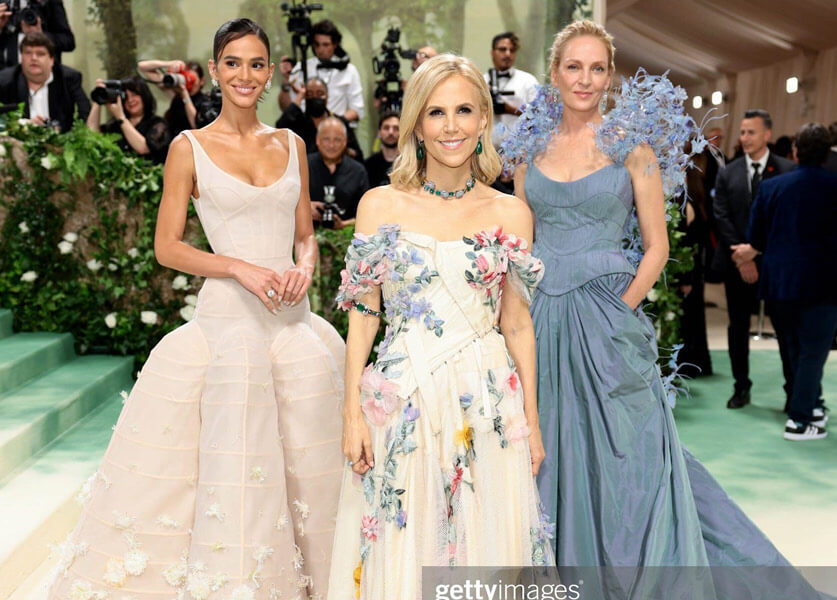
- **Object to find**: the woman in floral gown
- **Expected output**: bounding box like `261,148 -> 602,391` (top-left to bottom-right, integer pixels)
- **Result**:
47,20 -> 345,600
326,55 -> 554,599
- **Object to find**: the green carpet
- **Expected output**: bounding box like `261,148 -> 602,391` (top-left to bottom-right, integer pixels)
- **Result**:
675,349 -> 837,510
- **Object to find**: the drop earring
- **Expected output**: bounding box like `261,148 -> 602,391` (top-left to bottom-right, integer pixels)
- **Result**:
416,139 -> 425,160
265,78 -> 272,91
211,78 -> 219,87
475,136 -> 483,155
599,91 -> 608,114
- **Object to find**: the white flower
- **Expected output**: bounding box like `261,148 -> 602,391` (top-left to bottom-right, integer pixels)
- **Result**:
297,520 -> 305,537
63,231 -> 78,243
20,270 -> 38,282
275,513 -> 288,530
184,294 -> 198,306
186,572 -> 211,600
18,221 -> 28,234
156,514 -> 180,529
127,247 -> 139,259
664,311 -> 676,321
105,313 -> 117,329
172,275 -> 189,290
40,154 -> 57,169
119,390 -> 128,403
296,574 -> 313,589
646,288 -> 660,302
230,585 -> 255,600
140,311 -> 158,325
69,579 -> 94,600
108,261 -> 119,272
87,258 -> 103,272
293,499 -> 310,519
179,305 -> 195,321
0,144 -> 6,157
112,510 -> 135,530
17,118 -> 30,126
124,548 -> 148,576
250,466 -> 265,483
205,503 -> 225,521
75,472 -> 99,505
210,572 -> 229,590
163,560 -> 188,587
49,538 -> 89,577
292,544 -> 304,570
58,240 -> 74,254
253,546 -> 274,563
103,557 -> 127,587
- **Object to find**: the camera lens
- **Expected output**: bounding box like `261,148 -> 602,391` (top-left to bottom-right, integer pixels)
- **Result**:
21,8 -> 39,26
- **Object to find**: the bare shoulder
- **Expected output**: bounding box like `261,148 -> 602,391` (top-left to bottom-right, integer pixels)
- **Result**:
486,191 -> 533,239
165,133 -> 195,169
355,185 -> 402,234
625,143 -> 658,173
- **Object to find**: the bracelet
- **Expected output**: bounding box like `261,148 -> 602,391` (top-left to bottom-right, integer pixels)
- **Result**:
182,95 -> 192,104
351,301 -> 382,318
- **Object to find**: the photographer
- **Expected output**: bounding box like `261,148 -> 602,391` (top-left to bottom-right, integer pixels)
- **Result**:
137,59 -> 207,135
483,32 -> 538,144
0,0 -> 74,69
364,110 -> 399,187
279,19 -> 363,124
275,75 -> 362,160
87,74 -> 170,164
412,45 -> 436,71
308,116 -> 367,228
0,32 -> 88,132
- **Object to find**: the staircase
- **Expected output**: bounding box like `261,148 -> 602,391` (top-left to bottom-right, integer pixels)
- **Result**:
0,309 -> 134,599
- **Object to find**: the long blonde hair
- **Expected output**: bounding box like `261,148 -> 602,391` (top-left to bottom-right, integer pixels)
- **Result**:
389,54 -> 502,190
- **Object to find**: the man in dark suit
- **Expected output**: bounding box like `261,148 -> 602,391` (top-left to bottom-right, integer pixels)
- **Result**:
0,0 -> 75,68
732,122 -> 837,440
0,31 -> 88,132
712,109 -> 794,409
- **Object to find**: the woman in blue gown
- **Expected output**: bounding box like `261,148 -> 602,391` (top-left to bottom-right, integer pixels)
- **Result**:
506,19 -> 831,600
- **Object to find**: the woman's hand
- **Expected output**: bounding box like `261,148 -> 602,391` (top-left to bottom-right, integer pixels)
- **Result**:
342,410 -> 374,475
229,260 -> 285,314
106,94 -> 126,121
527,423 -> 546,477
280,264 -> 313,306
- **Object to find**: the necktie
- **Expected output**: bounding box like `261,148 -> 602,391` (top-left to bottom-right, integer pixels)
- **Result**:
751,163 -> 762,198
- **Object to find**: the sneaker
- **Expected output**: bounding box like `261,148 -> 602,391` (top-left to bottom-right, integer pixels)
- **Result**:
783,419 -> 827,441
812,407 -> 829,428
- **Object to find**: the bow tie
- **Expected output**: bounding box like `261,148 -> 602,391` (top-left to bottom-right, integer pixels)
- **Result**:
496,71 -> 511,79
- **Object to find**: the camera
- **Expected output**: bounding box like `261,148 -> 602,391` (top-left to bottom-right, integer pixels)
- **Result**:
91,80 -> 126,105
488,69 -> 515,116
162,66 -> 198,91
372,27 -> 415,113
7,0 -> 45,29
320,185 -> 345,229
195,87 -> 222,128
280,0 -> 323,83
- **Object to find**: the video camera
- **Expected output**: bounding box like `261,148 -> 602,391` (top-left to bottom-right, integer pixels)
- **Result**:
372,27 -> 415,113
280,0 -> 323,83
91,80 -> 126,105
7,0 -> 46,30
487,69 -> 515,116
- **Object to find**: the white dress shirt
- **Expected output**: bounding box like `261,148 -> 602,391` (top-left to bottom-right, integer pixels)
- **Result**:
745,150 -> 769,193
483,67 -> 539,145
291,56 -> 365,121
28,72 -> 53,121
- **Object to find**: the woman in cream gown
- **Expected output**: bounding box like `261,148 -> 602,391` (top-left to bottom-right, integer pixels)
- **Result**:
47,19 -> 344,600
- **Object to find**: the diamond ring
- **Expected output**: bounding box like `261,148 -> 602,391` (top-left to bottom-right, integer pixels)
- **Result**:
266,289 -> 276,299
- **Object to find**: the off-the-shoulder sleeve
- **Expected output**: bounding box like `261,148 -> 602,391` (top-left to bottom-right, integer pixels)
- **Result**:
335,225 -> 398,310
502,234 -> 544,304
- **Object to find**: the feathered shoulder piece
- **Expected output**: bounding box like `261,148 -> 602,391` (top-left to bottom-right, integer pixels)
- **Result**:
499,68 -> 707,197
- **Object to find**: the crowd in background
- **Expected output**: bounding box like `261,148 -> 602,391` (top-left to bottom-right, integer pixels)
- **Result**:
1,5 -> 835,439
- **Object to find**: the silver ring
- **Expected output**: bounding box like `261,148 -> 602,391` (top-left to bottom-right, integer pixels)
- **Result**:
266,289 -> 276,299
347,460 -> 354,466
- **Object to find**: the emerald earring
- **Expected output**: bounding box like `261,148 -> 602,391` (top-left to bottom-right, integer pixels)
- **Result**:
416,140 -> 425,160
475,137 -> 483,155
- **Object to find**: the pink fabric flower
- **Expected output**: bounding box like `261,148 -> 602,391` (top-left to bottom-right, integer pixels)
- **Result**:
359,365 -> 400,426
504,371 -> 520,394
506,413 -> 530,444
361,515 -> 379,541
450,465 -> 464,496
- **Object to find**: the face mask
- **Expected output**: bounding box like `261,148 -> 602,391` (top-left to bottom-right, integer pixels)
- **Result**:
306,98 -> 327,118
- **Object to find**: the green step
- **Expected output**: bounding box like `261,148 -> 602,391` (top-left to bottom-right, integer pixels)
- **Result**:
0,333 -> 75,395
0,355 -> 133,482
0,310 -> 12,340
0,394 -> 125,589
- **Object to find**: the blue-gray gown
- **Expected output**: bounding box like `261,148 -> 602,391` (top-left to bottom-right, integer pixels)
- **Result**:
527,161 -> 830,599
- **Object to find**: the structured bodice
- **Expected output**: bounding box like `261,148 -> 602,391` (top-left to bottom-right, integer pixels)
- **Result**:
525,162 -> 636,296
182,130 -> 301,263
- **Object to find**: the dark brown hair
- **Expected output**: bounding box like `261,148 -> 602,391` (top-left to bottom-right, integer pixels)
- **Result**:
20,32 -> 55,58
213,18 -> 270,62
794,122 -> 831,166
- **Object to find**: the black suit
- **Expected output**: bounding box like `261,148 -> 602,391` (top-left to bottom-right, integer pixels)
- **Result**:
712,152 -> 794,394
0,63 -> 90,132
0,0 -> 75,68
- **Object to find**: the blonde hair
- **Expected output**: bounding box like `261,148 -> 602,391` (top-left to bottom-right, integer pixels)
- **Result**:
389,54 -> 501,190
549,20 -> 615,75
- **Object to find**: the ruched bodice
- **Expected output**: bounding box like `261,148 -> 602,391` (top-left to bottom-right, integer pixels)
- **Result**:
184,130 -> 299,263
525,162 -> 635,296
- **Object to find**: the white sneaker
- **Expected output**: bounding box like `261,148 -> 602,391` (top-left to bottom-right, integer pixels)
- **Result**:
812,407 -> 829,428
784,419 -> 827,441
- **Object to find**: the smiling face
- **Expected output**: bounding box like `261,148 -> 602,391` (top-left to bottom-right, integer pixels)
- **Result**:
416,75 -> 487,170
123,89 -> 144,118
739,117 -> 771,160
551,35 -> 611,115
209,34 -> 274,108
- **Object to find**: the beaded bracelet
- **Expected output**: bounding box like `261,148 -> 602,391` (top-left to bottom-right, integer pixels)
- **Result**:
351,301 -> 382,318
